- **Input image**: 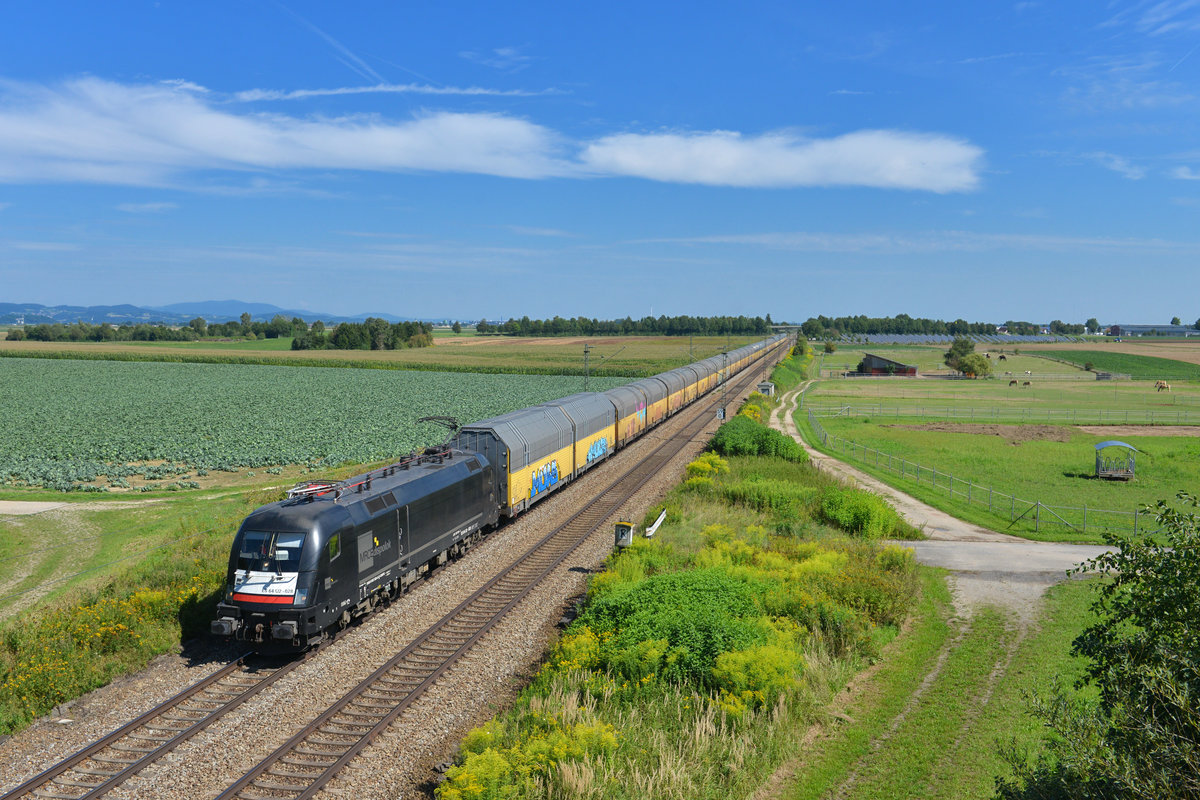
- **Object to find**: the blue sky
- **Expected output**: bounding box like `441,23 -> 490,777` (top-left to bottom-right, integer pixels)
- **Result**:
1,1 -> 1198,324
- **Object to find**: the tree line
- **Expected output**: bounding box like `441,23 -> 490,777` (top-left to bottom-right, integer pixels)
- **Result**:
6,312 -> 433,351
473,314 -> 774,336
797,314 -> 1092,339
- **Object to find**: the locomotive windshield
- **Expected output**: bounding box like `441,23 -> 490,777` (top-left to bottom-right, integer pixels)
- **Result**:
236,531 -> 306,573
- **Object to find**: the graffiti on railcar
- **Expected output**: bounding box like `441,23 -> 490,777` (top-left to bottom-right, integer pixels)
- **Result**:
530,460 -> 560,498
586,437 -> 608,463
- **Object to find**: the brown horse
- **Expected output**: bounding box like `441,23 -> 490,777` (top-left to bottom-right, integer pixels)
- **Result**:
1009,379 -> 1018,386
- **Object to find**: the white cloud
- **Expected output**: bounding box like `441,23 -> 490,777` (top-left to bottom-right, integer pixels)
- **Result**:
0,77 -> 985,193
0,201 -> 10,211
0,77 -> 571,184
117,202 -> 178,213
580,129 -> 983,192
1170,165 -> 1200,179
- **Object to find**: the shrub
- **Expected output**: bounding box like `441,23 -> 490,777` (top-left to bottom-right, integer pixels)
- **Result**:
819,486 -> 904,538
685,453 -> 728,478
712,644 -> 805,710
710,416 -> 806,462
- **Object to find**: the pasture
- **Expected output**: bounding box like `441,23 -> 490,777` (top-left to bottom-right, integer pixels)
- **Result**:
804,412 -> 1200,540
799,343 -> 1200,541
0,333 -> 757,377
0,359 -> 630,493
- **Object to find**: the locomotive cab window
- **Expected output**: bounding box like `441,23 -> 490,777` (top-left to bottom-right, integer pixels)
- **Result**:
237,530 -> 306,573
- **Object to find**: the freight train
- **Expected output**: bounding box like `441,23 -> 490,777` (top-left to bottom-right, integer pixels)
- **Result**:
211,334 -> 788,650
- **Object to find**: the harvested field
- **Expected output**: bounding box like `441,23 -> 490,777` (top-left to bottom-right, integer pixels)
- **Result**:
1025,340 -> 1200,366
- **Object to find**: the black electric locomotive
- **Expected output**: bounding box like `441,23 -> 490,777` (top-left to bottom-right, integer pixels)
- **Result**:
211,446 -> 498,650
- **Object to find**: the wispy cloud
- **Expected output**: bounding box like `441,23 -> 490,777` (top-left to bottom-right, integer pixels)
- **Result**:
234,82 -> 560,102
117,202 -> 178,213
640,229 -> 1200,254
0,202 -> 10,211
6,240 -> 80,251
0,78 -> 986,193
1057,54 -> 1195,110
1170,165 -> 1200,179
1086,151 -> 1146,179
460,47 -> 534,73
1102,0 -> 1200,36
957,51 -> 1036,64
829,89 -> 872,96
281,5 -> 385,83
580,129 -> 983,193
503,225 -> 572,237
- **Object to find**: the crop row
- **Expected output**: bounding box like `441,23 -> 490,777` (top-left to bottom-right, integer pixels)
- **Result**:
0,360 -> 629,491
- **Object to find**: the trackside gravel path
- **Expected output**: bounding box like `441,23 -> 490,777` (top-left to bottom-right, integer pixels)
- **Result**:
765,383 -> 1110,800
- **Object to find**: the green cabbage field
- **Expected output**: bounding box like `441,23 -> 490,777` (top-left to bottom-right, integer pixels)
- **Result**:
0,359 -> 630,491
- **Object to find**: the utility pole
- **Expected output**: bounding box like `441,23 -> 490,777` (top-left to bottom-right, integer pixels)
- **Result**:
583,343 -> 591,391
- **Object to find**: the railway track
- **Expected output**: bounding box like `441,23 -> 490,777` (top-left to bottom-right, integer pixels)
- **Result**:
4,341 -> 787,800
2,655 -> 303,800
215,351 -> 781,800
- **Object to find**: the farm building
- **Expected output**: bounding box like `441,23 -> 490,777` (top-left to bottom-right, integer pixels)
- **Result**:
855,353 -> 917,376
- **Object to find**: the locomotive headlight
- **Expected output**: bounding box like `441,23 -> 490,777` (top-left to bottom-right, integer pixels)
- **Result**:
294,588 -> 308,606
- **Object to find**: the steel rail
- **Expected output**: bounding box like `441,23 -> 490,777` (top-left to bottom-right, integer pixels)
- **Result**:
2,653 -> 305,800
216,344 -> 785,800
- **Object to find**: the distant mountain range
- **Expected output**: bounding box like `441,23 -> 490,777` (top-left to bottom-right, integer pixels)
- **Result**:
0,301 -> 455,326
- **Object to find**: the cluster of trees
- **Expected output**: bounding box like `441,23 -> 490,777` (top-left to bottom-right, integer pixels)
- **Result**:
474,314 -> 774,337
292,318 -> 432,351
196,313 -> 309,339
943,336 -> 991,377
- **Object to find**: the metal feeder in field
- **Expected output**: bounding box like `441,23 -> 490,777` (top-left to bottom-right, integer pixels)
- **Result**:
1095,440 -> 1137,480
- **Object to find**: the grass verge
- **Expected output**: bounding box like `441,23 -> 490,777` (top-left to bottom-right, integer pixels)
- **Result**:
433,424 -> 925,799
783,577 -> 1098,800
